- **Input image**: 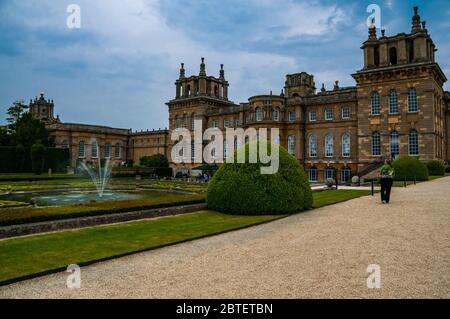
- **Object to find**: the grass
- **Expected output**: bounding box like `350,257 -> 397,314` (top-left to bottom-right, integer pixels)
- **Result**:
0,200 -> 29,208
0,193 -> 206,227
0,188 -> 376,284
312,189 -> 373,208
0,211 -> 283,283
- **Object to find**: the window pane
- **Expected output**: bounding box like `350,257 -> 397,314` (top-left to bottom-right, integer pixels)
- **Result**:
325,134 -> 333,157
371,92 -> 380,115
372,132 -> 381,156
409,130 -> 419,155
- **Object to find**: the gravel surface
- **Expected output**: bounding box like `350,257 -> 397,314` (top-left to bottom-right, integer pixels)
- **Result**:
1,177 -> 449,299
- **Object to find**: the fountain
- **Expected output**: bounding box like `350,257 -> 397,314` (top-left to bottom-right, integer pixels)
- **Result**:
79,159 -> 113,198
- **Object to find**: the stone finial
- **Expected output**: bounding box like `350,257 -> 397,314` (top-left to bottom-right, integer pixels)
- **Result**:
280,89 -> 284,96
219,64 -> 225,79
368,26 -> 377,40
422,21 -> 427,30
334,80 -> 339,90
180,63 -> 185,78
199,57 -> 206,76
321,83 -> 326,92
381,29 -> 386,37
412,6 -> 421,33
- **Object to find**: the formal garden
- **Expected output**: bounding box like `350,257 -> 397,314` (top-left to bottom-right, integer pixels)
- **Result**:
0,102 -> 449,285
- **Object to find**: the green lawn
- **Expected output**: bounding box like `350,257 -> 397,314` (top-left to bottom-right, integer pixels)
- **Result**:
0,193 -> 206,227
312,189 -> 373,208
0,200 -> 29,208
0,211 -> 283,283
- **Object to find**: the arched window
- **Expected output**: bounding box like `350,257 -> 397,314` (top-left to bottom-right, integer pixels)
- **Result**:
325,167 -> 336,180
390,131 -> 399,159
245,136 -> 249,145
191,141 -> 195,161
389,90 -> 398,114
389,47 -> 397,65
288,136 -> 295,155
372,132 -> 381,156
341,167 -> 351,183
371,92 -> 380,115
175,115 -> 180,129
273,108 -> 280,121
342,133 -> 350,158
186,85 -> 191,97
191,113 -> 196,130
78,141 -> 85,158
214,86 -> 219,97
256,107 -> 263,122
104,143 -> 111,159
408,129 -> 419,156
234,137 -> 239,151
408,88 -> 418,112
62,140 -> 69,149
325,133 -> 334,157
114,143 -> 121,159
309,135 -> 317,158
309,167 -> 318,182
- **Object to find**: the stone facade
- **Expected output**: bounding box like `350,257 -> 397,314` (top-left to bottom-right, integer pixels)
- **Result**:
34,7 -> 449,179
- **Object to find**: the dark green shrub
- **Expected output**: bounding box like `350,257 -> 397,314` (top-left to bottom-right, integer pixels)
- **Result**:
426,160 -> 445,176
30,142 -> 46,175
446,165 -> 450,174
140,154 -> 169,168
44,148 -> 70,172
0,146 -> 16,173
392,155 -> 428,181
207,142 -> 313,215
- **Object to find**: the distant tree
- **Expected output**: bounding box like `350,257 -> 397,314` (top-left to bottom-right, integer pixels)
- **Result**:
13,113 -> 53,150
6,101 -> 28,134
140,154 -> 169,168
0,126 -> 10,146
31,142 -> 46,175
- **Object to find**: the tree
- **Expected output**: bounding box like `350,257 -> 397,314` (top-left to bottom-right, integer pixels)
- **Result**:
13,113 -> 53,150
31,142 -> 46,175
140,154 -> 169,168
6,101 -> 28,134
0,126 -> 10,146
15,144 -> 26,172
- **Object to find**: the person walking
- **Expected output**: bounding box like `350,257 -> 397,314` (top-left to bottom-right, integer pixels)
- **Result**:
380,159 -> 395,204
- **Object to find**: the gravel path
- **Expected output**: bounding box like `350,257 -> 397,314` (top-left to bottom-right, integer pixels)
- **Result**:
1,177 -> 449,299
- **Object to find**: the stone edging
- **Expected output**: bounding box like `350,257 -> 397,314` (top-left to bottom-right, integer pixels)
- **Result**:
0,203 -> 208,239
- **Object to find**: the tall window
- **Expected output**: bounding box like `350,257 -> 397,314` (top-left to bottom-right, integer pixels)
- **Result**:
309,167 -> 318,182
191,113 -> 196,130
104,143 -> 111,158
235,118 -> 241,126
341,107 -> 350,119
371,92 -> 380,115
390,131 -> 399,159
183,114 -> 188,128
223,139 -> 228,160
224,118 -> 230,128
256,107 -> 263,121
325,109 -> 333,120
191,142 -> 195,161
234,137 -> 239,151
408,129 -> 419,156
212,120 -> 219,128
91,141 -> 98,158
389,47 -> 397,65
288,111 -> 296,122
309,111 -> 317,122
114,143 -> 121,159
325,167 -> 335,180
78,141 -> 85,158
288,136 -> 295,155
341,167 -> 351,183
342,133 -> 350,158
273,108 -> 280,121
62,140 -> 69,149
389,90 -> 398,114
175,116 -> 180,129
372,132 -> 381,156
408,88 -> 418,112
325,133 -> 333,157
309,135 -> 317,158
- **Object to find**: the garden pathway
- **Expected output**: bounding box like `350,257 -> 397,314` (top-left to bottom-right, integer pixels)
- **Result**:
1,177 -> 449,298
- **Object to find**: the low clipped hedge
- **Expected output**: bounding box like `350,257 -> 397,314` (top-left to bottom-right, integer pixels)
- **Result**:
426,160 -> 445,176
392,155 -> 428,181
207,142 -> 313,215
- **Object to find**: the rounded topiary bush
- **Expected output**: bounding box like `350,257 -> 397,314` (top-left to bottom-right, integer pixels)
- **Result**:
426,160 -> 445,176
207,142 -> 313,215
392,155 -> 428,181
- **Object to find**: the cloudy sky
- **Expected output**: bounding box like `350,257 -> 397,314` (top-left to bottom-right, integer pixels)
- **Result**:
0,0 -> 449,130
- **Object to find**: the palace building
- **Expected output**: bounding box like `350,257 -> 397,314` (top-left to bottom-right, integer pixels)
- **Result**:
34,7 -> 450,181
